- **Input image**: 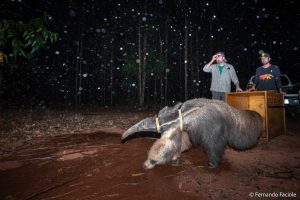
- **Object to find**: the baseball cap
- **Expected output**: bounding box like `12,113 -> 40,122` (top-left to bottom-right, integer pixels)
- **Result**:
259,52 -> 271,58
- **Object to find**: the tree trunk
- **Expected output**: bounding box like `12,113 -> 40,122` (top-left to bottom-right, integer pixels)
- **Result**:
78,30 -> 83,105
110,42 -> 114,106
141,32 -> 147,106
0,70 -> 2,96
196,33 -> 200,97
75,29 -> 80,105
103,65 -> 106,106
159,28 -> 164,105
184,15 -> 188,100
209,20 -> 212,56
156,28 -> 163,103
190,32 -> 194,98
138,24 -> 143,106
164,30 -> 168,105
75,8 -> 83,106
179,50 -> 182,100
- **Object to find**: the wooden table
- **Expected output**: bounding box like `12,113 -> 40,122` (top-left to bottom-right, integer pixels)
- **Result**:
225,91 -> 286,141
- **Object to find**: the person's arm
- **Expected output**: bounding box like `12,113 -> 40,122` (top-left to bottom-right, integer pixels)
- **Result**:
229,65 -> 243,92
203,55 -> 217,72
235,83 -> 243,92
248,69 -> 259,91
274,66 -> 285,94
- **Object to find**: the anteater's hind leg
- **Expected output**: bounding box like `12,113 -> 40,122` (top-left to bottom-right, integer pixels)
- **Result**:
206,142 -> 226,168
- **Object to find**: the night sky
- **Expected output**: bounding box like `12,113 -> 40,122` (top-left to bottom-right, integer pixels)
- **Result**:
0,0 -> 299,107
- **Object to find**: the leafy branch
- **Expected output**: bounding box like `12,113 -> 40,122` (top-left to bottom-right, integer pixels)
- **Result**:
0,14 -> 58,59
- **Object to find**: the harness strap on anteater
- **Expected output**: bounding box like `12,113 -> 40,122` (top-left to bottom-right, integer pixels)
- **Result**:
155,109 -> 184,133
155,117 -> 160,133
178,109 -> 183,131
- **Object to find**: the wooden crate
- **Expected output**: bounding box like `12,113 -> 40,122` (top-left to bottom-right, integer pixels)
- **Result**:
225,91 -> 286,141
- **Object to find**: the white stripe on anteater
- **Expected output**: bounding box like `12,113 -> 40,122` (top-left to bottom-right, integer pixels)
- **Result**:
159,107 -> 200,129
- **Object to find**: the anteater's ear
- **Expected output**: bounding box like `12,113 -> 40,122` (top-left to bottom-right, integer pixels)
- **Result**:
173,102 -> 183,111
159,106 -> 169,115
159,102 -> 183,116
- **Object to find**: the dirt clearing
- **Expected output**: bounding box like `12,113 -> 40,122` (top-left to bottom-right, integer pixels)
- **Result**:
0,109 -> 299,200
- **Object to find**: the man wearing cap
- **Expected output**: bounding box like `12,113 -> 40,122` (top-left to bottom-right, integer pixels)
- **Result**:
248,52 -> 283,93
203,52 -> 243,100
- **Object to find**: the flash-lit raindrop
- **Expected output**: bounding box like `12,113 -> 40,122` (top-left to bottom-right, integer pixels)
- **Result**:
69,9 -> 76,17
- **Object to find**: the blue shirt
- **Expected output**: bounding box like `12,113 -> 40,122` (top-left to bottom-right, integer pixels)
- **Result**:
254,65 -> 282,91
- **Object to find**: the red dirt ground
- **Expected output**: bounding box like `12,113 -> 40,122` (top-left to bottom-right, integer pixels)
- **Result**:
0,109 -> 299,200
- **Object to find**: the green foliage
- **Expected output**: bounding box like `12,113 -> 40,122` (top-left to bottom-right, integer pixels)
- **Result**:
122,52 -> 138,89
0,14 -> 58,59
122,45 -> 165,88
145,48 -> 165,74
123,52 -> 139,76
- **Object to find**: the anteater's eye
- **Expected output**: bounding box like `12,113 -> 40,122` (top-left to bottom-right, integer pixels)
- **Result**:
150,160 -> 157,165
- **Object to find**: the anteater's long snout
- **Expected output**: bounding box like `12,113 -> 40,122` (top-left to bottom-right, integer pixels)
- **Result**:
121,117 -> 157,141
